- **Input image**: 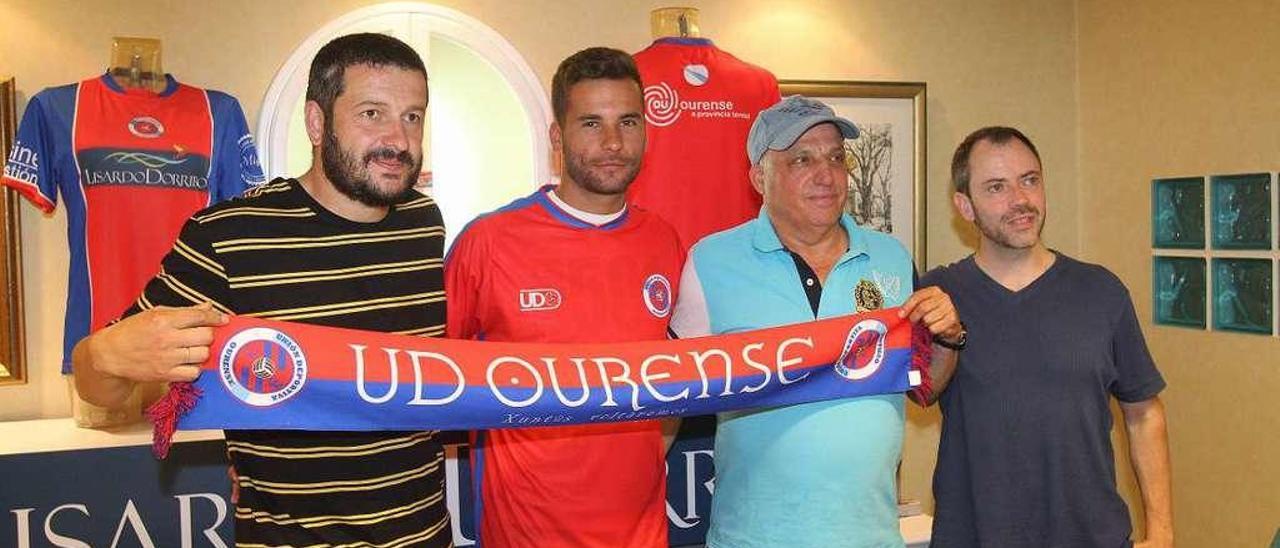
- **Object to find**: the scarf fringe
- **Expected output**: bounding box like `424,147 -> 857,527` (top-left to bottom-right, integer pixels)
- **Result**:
909,323 -> 934,405
145,381 -> 202,459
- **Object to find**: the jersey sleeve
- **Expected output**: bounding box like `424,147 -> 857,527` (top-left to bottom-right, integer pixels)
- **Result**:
208,92 -> 265,201
668,251 -> 712,339
1109,288 -> 1166,402
121,215 -> 233,319
443,222 -> 488,340
2,93 -> 59,212
764,70 -> 782,105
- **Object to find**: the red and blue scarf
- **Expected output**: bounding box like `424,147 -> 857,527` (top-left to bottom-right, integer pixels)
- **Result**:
150,308 -> 932,457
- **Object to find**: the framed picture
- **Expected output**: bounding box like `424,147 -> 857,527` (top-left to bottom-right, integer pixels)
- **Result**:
780,80 -> 927,264
0,76 -> 26,385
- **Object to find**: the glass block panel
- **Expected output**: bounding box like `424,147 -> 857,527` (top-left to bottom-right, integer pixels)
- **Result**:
1152,177 -> 1205,249
1211,173 -> 1271,250
1153,256 -> 1206,328
1212,258 -> 1273,334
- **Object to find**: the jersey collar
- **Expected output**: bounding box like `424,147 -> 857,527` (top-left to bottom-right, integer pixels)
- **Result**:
100,72 -> 180,98
653,37 -> 714,47
534,184 -> 631,230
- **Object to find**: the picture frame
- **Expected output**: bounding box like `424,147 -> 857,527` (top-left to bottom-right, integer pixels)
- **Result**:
779,80 -> 927,264
0,76 -> 27,385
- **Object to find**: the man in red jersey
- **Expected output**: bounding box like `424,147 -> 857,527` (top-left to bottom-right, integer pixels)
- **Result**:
446,47 -> 681,548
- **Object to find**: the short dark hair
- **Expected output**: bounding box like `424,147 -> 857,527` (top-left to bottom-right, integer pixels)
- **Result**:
306,33 -> 428,118
950,126 -> 1041,195
551,47 -> 642,124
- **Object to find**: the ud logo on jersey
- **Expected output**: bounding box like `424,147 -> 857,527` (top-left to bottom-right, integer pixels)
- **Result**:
127,116 -> 165,138
519,288 -> 562,312
643,274 -> 673,318
219,327 -> 308,407
833,319 -> 888,381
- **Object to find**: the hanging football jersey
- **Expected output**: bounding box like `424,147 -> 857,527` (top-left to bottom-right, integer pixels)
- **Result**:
1,73 -> 264,372
630,38 -> 780,247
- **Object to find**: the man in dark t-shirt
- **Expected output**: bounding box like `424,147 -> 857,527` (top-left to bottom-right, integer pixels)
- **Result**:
920,126 -> 1173,548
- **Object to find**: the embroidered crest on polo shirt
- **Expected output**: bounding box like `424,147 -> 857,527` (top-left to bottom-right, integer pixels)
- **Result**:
854,279 -> 885,313
870,269 -> 903,303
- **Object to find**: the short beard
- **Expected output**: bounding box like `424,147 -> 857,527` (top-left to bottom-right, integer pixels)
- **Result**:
974,204 -> 1044,250
321,118 -> 420,207
561,153 -> 640,196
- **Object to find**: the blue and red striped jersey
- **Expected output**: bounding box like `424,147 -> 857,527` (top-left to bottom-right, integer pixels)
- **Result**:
1,73 -> 263,372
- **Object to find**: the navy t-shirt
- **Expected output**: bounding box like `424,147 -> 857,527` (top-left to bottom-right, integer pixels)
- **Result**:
921,253 -> 1165,548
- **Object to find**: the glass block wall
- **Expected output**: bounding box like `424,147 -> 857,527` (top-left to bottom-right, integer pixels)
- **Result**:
1152,173 -> 1276,335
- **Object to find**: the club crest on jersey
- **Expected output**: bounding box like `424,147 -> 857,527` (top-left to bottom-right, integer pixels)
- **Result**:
218,327 -> 308,407
127,116 -> 165,138
519,288 -> 562,312
683,64 -> 710,86
854,279 -> 885,313
643,274 -> 673,318
833,319 -> 888,381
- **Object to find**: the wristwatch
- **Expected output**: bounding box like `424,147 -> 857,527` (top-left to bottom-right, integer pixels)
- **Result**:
933,323 -> 967,351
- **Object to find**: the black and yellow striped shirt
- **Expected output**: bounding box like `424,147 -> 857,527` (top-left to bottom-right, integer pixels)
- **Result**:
127,177 -> 451,547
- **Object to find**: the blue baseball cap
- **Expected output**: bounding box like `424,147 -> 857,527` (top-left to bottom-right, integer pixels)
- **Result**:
747,95 -> 859,164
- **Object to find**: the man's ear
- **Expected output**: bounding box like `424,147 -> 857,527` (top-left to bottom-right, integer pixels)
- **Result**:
749,163 -> 766,196
549,121 -> 563,153
304,101 -> 325,147
953,191 -> 976,222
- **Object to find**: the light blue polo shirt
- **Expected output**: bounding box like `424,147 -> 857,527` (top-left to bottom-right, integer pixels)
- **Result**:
670,209 -> 913,548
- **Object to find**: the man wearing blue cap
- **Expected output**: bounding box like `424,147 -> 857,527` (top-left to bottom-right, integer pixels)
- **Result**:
670,95 -> 965,547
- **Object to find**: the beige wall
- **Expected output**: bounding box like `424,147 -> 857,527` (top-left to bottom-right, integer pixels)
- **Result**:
1078,1 -> 1280,546
0,0 -> 1083,520
7,1 -> 1276,545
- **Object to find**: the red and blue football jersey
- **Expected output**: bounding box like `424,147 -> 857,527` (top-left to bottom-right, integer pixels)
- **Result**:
1,74 -> 263,372
630,38 -> 780,247
445,186 -> 684,548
